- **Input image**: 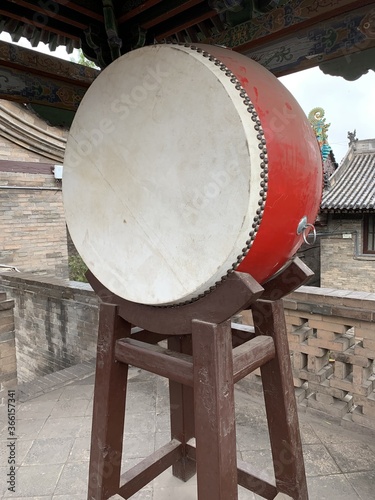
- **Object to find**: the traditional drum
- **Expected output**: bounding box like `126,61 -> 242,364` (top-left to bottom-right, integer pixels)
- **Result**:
63,43 -> 322,305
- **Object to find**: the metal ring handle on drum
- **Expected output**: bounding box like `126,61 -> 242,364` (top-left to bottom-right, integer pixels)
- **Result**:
303,223 -> 316,245
297,216 -> 316,246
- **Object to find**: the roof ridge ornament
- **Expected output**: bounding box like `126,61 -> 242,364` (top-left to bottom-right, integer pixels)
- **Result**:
308,107 -> 332,161
348,129 -> 359,147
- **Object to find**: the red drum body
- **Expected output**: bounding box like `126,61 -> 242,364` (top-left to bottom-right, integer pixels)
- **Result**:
63,44 -> 322,305
206,45 -> 322,284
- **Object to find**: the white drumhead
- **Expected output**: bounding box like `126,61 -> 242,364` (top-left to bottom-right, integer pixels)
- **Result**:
63,44 -> 263,305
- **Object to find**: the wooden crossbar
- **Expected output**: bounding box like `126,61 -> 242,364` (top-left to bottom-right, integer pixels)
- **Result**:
118,440 -> 183,499
186,444 -> 278,499
233,336 -> 275,383
237,460 -> 278,499
115,338 -> 194,386
116,335 -> 275,388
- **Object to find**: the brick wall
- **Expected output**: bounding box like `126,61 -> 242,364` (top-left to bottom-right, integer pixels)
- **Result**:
242,285 -> 375,432
0,273 -> 98,384
0,170 -> 69,278
0,99 -> 69,277
0,291 -> 16,404
320,216 -> 375,293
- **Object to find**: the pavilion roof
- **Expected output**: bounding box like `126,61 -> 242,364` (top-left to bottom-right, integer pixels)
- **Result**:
321,139 -> 375,213
0,1 -> 374,77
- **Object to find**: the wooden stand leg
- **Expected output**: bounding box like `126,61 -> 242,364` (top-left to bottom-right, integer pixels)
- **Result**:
192,319 -> 238,500
252,300 -> 308,500
88,304 -> 131,500
168,335 -> 196,482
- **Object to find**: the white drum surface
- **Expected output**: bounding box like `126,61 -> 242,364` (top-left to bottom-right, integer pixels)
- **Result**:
63,45 -> 263,305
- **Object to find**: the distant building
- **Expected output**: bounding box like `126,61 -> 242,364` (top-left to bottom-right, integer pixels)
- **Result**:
319,138 -> 375,292
300,111 -> 375,293
0,99 -> 69,278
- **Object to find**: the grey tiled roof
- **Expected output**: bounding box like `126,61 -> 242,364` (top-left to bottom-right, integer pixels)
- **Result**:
321,139 -> 375,212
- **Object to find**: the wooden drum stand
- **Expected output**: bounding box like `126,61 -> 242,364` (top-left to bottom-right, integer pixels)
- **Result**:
86,258 -> 312,500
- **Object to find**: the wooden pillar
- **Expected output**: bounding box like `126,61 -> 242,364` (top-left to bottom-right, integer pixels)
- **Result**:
253,300 -> 308,500
168,335 -> 196,482
192,319 -> 238,500
88,303 -> 131,500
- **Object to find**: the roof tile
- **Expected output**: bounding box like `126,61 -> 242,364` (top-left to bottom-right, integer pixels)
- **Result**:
321,140 -> 375,212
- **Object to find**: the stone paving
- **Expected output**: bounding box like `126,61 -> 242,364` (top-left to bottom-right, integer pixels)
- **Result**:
1,361 -> 375,500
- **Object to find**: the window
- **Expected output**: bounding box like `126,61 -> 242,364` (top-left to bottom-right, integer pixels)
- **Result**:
363,214 -> 375,254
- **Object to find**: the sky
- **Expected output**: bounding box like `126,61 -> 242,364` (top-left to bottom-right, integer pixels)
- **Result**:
1,32 -> 374,164
280,68 -> 375,164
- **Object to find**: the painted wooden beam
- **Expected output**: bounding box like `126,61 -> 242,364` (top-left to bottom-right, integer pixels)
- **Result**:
0,40 -> 98,84
205,0 -> 373,51
243,5 -> 375,77
54,0 -> 104,22
140,0 -> 205,30
0,41 -> 98,110
118,0 -> 162,24
155,9 -> 216,42
203,0 -> 375,77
